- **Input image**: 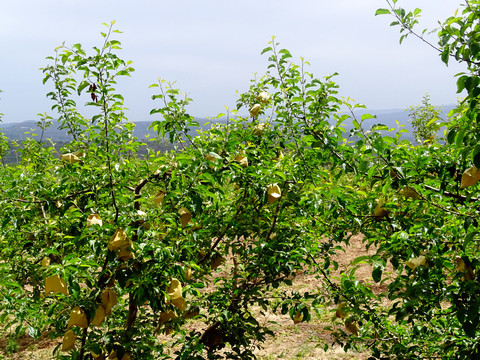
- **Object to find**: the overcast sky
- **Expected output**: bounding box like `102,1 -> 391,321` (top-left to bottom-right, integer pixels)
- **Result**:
0,1 -> 467,123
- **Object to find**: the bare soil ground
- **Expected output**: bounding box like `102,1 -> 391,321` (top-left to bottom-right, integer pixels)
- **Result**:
0,234 -> 373,359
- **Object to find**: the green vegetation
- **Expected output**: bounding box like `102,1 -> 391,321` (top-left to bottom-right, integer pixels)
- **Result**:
0,1 -> 480,359
407,94 -> 443,143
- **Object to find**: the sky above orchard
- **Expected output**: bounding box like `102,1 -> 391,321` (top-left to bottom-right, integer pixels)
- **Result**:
0,0 -> 467,123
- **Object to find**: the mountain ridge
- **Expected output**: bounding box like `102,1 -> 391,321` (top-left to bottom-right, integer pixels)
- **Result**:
0,106 -> 456,142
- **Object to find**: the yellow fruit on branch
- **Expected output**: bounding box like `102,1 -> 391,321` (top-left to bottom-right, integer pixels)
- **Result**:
256,91 -> 271,103
249,103 -> 261,118
205,153 -> 217,162
167,278 -> 182,300
87,214 -> 103,227
171,297 -> 187,311
60,152 -> 83,164
45,274 -> 69,296
234,155 -> 248,168
100,289 -> 118,315
211,254 -> 226,270
405,255 -> 427,270
154,190 -> 165,205
41,256 -> 51,267
185,267 -> 192,281
67,306 -> 88,328
158,310 -> 177,324
267,184 -> 281,205
108,229 -> 130,251
91,305 -> 106,327
335,302 -> 347,319
117,239 -> 135,261
461,166 -> 480,189
345,319 -> 359,335
455,256 -> 475,281
402,187 -> 420,200
293,311 -> 304,324
167,278 -> 187,310
61,330 -> 77,351
373,200 -> 389,218
178,207 -> 191,228
252,122 -> 267,136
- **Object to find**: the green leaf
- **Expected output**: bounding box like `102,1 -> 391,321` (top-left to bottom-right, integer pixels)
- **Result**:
361,113 -> 376,121
371,124 -> 388,131
77,80 -> 90,95
455,130 -> 466,146
457,75 -> 468,93
375,8 -> 391,16
372,266 -> 383,283
261,47 -> 272,55
447,128 -> 457,144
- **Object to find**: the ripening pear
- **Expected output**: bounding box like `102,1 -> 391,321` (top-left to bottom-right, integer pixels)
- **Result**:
461,166 -> 480,188
41,256 -> 51,267
61,153 -> 82,164
345,319 -> 359,335
100,289 -> 118,315
252,122 -> 267,136
185,267 -> 192,281
249,104 -> 261,118
67,306 -> 88,328
86,214 -> 103,227
154,190 -> 165,205
267,184 -> 281,205
205,154 -> 217,162
117,239 -> 134,261
455,256 -> 474,281
405,255 -> 427,270
167,278 -> 182,300
234,155 -> 248,168
45,274 -> 69,296
61,330 -> 77,351
178,207 -> 191,228
158,310 -> 177,324
256,91 -> 271,103
108,229 -> 129,251
91,305 -> 106,327
402,187 -> 420,200
171,297 -> 187,311
373,200 -> 389,218
335,302 -> 347,319
293,312 -> 304,324
211,254 -> 225,270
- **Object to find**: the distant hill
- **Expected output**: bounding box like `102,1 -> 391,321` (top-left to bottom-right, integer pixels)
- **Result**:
0,106 -> 456,142
0,118 -> 217,142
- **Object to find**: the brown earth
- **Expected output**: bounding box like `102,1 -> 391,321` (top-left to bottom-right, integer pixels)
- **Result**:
0,234 -> 374,359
